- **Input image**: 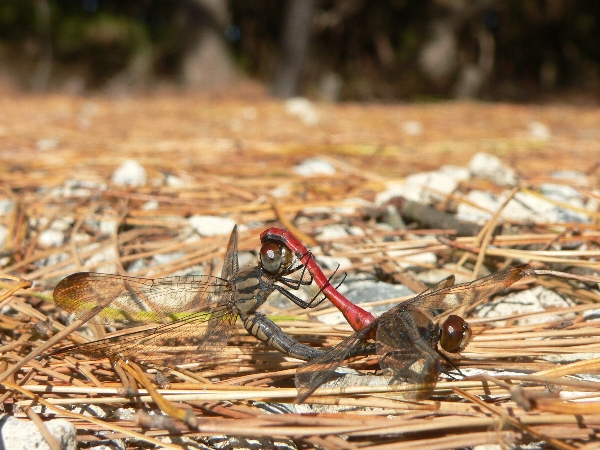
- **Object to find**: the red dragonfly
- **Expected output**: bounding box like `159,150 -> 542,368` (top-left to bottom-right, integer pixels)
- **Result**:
260,228 -> 374,331
260,228 -> 533,402
52,225 -> 327,365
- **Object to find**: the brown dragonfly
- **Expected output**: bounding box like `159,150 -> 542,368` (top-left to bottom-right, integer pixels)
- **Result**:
294,264 -> 533,403
52,225 -> 325,365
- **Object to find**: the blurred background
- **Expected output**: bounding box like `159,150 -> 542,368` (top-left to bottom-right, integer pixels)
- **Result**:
1,0 -> 599,103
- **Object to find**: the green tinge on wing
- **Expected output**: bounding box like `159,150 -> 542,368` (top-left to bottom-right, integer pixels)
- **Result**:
69,301 -> 208,324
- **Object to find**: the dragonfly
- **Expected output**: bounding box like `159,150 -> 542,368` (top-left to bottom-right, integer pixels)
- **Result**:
52,225 -> 328,366
261,228 -> 375,331
260,228 -> 533,403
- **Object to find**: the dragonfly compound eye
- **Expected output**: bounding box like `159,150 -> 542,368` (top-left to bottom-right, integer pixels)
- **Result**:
439,315 -> 472,353
279,245 -> 293,270
260,242 -> 282,273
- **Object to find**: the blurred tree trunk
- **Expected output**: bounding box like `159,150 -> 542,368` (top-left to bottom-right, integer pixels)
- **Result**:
273,0 -> 318,98
180,0 -> 236,89
32,0 -> 52,91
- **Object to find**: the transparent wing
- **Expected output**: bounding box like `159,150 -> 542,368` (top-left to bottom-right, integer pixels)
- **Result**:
375,308 -> 440,400
52,226 -> 243,366
52,299 -> 238,365
295,323 -> 376,403
53,273 -> 228,325
53,228 -> 240,326
221,225 -> 239,282
400,264 -> 532,315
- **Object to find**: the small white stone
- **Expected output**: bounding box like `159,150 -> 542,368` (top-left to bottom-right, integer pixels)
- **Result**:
551,170 -> 588,182
0,415 -> 77,450
587,195 -> 599,215
270,183 -> 292,198
50,217 -> 74,232
152,252 -> 186,266
334,197 -> 373,215
439,164 -> 471,181
99,220 -> 118,235
314,255 -> 353,272
539,183 -> 584,203
401,120 -> 423,136
294,157 -> 335,177
375,183 -> 411,205
111,160 -> 147,187
285,97 -> 320,125
455,190 -> 497,222
543,352 -> 600,364
189,215 -> 236,237
141,200 -> 159,210
528,121 -> 551,140
300,206 -> 334,217
347,225 -> 367,236
60,179 -> 107,198
0,198 -> 14,214
127,258 -> 148,273
45,420 -> 78,450
416,267 -> 474,285
506,191 -> 588,223
469,152 -> 518,186
36,137 -> 59,151
38,229 -> 64,248
165,174 -> 187,187
391,251 -> 438,269
376,171 -> 459,206
113,408 -> 135,420
314,224 -> 349,241
38,252 -> 69,270
477,286 -> 573,326
583,308 -> 600,321
0,225 -> 7,248
84,246 -> 117,272
405,171 -> 458,202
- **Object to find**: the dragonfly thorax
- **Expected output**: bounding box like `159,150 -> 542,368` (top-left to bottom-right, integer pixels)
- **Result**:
233,265 -> 277,317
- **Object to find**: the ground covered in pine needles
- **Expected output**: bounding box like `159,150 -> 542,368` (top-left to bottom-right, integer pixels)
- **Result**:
0,89 -> 599,449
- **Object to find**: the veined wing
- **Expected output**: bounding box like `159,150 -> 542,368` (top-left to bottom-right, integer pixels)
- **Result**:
375,307 -> 440,400
52,300 -> 239,365
53,273 -> 229,326
295,323 -> 376,403
221,225 -> 239,283
52,226 -> 242,365
398,264 -> 533,316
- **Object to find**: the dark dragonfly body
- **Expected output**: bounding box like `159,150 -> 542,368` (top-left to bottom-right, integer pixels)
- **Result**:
51,225 -> 324,366
294,264 -> 533,403
233,260 -> 323,360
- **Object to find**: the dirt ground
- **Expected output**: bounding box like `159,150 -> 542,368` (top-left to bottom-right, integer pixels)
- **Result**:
1,89 -> 598,187
1,89 -> 599,449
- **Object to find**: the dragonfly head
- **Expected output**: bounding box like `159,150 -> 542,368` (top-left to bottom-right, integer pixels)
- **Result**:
260,242 -> 293,275
439,315 -> 472,353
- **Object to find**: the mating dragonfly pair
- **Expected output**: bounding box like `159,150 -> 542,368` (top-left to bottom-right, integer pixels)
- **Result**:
53,226 -> 532,402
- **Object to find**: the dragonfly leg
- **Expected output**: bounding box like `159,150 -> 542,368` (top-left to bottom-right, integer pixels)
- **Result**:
273,284 -> 318,309
279,255 -> 315,289
279,263 -> 346,310
436,350 -> 464,378
278,270 -> 313,290
307,270 -> 347,308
